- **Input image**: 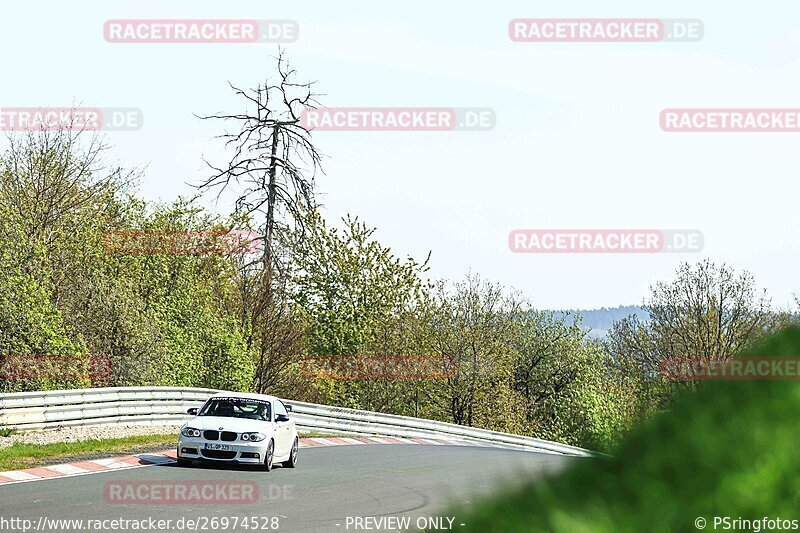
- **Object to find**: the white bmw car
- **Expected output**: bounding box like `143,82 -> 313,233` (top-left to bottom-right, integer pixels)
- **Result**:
177,392 -> 298,471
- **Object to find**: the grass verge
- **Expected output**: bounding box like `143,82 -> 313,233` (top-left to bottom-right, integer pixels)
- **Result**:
0,433 -> 177,471
0,431 -> 359,471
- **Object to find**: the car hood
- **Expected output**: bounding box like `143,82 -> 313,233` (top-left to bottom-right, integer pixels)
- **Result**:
186,416 -> 272,433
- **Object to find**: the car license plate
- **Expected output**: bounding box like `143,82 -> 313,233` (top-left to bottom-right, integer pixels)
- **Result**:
204,443 -> 231,451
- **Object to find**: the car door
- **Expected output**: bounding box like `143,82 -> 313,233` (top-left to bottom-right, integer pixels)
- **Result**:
273,399 -> 293,457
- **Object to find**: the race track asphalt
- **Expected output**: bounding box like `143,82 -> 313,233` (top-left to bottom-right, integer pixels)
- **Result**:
0,444 -> 577,532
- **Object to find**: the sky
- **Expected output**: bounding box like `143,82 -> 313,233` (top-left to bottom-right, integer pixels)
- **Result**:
1,1 -> 798,310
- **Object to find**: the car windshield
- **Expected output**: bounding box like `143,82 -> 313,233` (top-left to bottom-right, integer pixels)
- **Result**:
198,397 -> 270,421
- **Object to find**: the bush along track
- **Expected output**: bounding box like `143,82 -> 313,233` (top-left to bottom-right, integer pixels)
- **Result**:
446,327 -> 800,533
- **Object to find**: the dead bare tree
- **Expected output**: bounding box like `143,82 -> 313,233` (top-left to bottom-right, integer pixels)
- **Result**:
196,49 -> 322,271
196,50 -> 323,393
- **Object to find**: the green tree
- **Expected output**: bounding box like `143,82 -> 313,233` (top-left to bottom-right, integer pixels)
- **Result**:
607,259 -> 775,409
0,127 -> 254,392
289,212 -> 429,357
424,275 -> 519,427
287,211 -> 430,408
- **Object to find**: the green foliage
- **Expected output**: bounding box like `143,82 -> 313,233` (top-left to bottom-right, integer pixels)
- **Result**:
607,259 -> 776,411
446,327 -> 800,532
0,206 -> 86,392
289,212 -> 430,357
97,201 -> 255,390
423,276 -> 519,427
2,127 -> 777,466
199,320 -> 253,391
286,212 -> 434,410
0,131 -> 254,392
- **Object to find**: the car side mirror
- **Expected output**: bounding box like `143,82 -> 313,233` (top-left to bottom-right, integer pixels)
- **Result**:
276,414 -> 290,423
187,408 -> 198,415
285,405 -> 292,412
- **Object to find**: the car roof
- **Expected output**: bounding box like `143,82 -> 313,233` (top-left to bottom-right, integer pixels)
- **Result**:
208,392 -> 281,403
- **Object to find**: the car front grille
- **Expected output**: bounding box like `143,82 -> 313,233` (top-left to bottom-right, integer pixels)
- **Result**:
201,449 -> 237,460
202,430 -> 238,441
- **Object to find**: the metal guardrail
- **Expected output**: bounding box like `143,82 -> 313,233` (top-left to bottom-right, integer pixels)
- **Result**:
0,387 -> 595,457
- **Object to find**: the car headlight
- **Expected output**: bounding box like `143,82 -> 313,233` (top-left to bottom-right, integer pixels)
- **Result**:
241,432 -> 266,442
181,427 -> 201,438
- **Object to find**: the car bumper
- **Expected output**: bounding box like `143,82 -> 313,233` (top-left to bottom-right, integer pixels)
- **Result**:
177,438 -> 268,464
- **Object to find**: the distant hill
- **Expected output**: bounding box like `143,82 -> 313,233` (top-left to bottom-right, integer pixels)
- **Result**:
549,305 -> 649,339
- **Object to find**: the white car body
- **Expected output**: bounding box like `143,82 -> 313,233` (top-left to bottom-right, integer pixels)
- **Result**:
177,392 -> 298,470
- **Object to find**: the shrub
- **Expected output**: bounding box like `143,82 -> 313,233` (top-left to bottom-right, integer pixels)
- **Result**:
447,327 -> 800,532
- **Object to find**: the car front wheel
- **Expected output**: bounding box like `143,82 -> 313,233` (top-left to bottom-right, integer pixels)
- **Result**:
282,438 -> 298,468
263,439 -> 274,472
